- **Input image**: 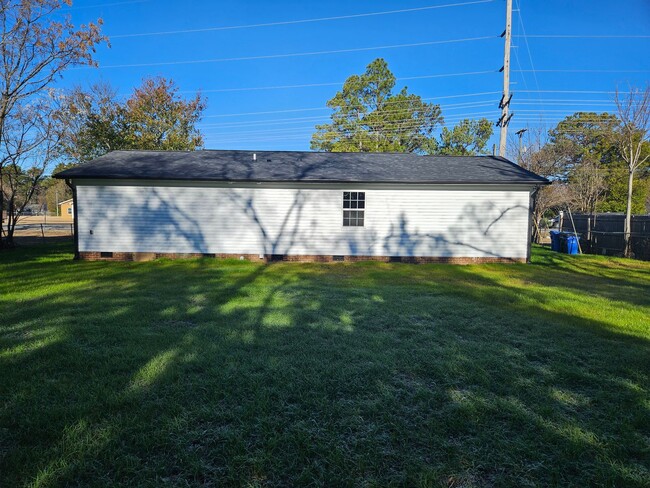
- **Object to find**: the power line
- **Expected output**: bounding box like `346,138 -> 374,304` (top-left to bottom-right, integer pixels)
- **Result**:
182,70 -> 497,94
198,102 -> 615,127
203,112 -> 502,132
514,109 -> 616,113
515,69 -> 650,73
513,0 -> 544,125
199,106 -> 501,129
198,93 -> 619,122
202,117 -> 503,137
510,118 -> 619,124
204,134 -> 321,144
515,99 -> 615,103
199,101 -> 617,129
200,101 -> 501,128
90,36 -> 497,69
514,34 -> 650,39
201,106 -> 624,136
201,117 -> 330,130
204,108 -> 327,118
517,89 -> 629,94
514,102 -> 615,107
181,68 -> 641,94
514,98 -> 614,101
512,112 -> 617,117
109,0 -> 494,38
200,111 -> 504,137
202,112 -> 626,139
201,91 -> 504,118
203,119 -> 627,144
511,5 -> 530,93
512,117 -> 620,122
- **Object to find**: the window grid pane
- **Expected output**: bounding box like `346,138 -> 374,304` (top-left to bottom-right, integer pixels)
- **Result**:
342,192 -> 365,227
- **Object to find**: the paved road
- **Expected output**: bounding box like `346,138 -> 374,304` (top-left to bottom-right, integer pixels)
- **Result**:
13,223 -> 73,231
7,222 -> 74,239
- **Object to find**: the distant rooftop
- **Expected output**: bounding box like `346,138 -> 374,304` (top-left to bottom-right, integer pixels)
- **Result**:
55,149 -> 549,185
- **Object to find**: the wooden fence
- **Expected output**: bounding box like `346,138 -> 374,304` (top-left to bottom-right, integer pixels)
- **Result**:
560,213 -> 650,260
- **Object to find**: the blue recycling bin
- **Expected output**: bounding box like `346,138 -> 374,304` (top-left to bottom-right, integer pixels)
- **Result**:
565,234 -> 580,255
550,230 -> 561,252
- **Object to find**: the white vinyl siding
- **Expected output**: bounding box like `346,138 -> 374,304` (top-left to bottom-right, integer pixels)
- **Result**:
76,181 -> 532,259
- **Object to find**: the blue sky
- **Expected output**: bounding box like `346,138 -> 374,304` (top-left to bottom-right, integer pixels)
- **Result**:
59,0 -> 650,152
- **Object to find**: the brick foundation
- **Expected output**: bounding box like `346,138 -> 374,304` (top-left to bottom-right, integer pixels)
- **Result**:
78,251 -> 526,264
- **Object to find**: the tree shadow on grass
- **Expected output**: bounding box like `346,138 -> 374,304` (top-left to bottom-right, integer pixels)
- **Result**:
532,246 -> 650,285
0,244 -> 648,487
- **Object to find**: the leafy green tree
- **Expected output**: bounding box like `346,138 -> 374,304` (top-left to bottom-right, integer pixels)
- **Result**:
59,82 -> 128,163
60,77 -> 206,163
124,77 -> 206,151
548,112 -> 620,177
437,118 -> 493,155
545,111 -> 649,215
311,59 -> 442,153
597,165 -> 647,213
546,112 -> 622,213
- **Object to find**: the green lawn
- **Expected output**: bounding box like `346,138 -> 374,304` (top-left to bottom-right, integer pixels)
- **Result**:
1,243 -> 649,487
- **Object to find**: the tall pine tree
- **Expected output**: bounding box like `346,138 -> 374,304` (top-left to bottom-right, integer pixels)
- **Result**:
311,59 -> 443,153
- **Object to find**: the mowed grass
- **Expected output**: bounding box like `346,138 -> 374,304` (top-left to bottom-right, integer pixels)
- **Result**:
0,243 -> 649,487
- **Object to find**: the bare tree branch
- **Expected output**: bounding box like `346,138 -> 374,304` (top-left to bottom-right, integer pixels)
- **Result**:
615,85 -> 650,257
0,0 -> 106,247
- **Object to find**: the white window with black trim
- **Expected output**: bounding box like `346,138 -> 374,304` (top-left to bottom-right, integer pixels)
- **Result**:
343,191 -> 365,227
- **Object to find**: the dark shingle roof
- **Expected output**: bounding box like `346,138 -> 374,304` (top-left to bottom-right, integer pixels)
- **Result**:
54,150 -> 549,185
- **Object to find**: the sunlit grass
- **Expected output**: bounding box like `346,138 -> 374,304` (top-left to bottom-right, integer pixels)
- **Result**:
0,242 -> 648,487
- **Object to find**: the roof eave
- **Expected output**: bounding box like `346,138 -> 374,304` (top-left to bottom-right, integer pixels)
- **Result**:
54,174 -> 549,185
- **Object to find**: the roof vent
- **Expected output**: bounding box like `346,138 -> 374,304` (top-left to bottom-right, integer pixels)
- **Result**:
252,153 -> 257,161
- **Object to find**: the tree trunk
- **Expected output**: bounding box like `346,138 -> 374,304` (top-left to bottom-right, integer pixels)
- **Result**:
623,169 -> 634,258
0,166 -> 4,248
532,214 -> 543,244
531,191 -> 541,244
2,198 -> 16,249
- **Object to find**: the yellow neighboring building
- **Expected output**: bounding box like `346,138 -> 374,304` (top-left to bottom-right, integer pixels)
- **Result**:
58,199 -> 74,221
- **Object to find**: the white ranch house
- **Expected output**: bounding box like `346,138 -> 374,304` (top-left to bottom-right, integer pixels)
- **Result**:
54,150 -> 549,263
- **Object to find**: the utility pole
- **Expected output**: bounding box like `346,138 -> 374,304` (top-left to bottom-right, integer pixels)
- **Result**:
515,128 -> 527,166
497,0 -> 513,157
